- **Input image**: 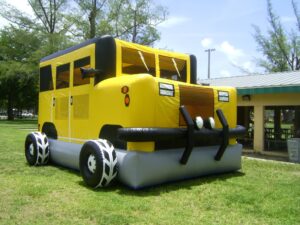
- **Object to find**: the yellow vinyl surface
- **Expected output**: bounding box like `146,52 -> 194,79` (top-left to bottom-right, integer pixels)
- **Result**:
39,38 -> 238,151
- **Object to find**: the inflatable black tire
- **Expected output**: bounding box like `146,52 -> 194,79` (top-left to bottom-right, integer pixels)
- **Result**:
80,139 -> 118,188
25,132 -> 50,166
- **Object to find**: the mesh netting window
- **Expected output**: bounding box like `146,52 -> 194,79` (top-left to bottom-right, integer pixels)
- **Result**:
74,57 -> 91,86
56,63 -> 70,89
122,47 -> 156,76
159,56 -> 187,82
40,65 -> 53,92
55,97 -> 69,120
73,94 -> 89,119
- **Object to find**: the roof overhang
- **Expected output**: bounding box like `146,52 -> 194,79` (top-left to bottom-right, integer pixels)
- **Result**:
237,85 -> 300,95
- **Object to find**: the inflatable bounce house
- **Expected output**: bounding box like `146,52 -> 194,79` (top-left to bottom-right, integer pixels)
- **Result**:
24,36 -> 245,189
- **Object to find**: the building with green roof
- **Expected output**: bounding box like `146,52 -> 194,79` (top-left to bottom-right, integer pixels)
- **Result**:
202,71 -> 300,156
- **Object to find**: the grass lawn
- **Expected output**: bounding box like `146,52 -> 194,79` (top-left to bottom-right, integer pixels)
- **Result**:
0,120 -> 299,225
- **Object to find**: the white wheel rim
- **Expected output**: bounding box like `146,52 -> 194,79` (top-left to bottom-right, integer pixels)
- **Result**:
29,144 -> 34,156
87,155 -> 96,173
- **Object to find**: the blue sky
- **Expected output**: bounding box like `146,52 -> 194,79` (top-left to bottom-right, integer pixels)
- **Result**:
154,0 -> 298,79
0,0 -> 298,80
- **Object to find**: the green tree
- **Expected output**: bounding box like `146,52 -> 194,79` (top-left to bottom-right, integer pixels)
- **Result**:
27,0 -> 76,54
0,26 -> 41,120
0,0 -> 75,54
109,0 -> 167,45
72,0 -> 167,45
0,0 -> 167,120
253,0 -> 300,72
72,0 -> 108,39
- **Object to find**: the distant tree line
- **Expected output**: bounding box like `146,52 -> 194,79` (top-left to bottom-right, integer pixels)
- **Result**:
0,0 -> 168,120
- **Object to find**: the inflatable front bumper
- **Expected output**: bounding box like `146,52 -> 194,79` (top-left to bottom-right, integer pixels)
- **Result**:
49,140 -> 242,189
47,107 -> 245,189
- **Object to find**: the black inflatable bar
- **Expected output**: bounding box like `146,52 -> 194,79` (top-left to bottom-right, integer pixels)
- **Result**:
117,106 -> 246,164
117,125 -> 245,142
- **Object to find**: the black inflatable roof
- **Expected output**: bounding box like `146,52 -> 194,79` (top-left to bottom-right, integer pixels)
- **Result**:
40,35 -> 114,62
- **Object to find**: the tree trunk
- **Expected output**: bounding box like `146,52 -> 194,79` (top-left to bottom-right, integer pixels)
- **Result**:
274,108 -> 281,140
132,9 -> 137,43
294,106 -> 300,137
89,0 -> 97,39
7,94 -> 14,121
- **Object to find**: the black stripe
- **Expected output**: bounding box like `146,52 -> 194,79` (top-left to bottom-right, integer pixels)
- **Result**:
74,56 -> 90,68
40,35 -> 112,62
190,54 -> 197,84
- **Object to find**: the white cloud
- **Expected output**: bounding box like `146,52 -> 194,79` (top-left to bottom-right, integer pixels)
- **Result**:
213,41 -> 257,76
159,16 -> 190,28
6,0 -> 33,15
242,61 -> 255,73
220,70 -> 231,77
201,38 -> 213,48
281,16 -> 296,23
219,41 -> 244,63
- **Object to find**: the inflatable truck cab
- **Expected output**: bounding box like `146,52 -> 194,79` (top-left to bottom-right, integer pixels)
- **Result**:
25,35 -> 246,189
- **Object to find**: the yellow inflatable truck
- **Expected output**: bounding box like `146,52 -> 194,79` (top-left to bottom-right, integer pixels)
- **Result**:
25,36 -> 245,189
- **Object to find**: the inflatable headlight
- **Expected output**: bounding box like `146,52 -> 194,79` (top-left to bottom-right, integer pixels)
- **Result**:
204,117 -> 215,129
195,116 -> 203,129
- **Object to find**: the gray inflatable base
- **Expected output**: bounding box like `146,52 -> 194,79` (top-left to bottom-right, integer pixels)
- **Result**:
49,140 -> 242,189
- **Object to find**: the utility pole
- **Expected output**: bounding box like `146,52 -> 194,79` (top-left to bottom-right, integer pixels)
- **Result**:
205,48 -> 215,79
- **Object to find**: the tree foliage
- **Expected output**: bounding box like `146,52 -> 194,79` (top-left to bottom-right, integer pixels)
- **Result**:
253,0 -> 300,72
27,0 -> 76,54
107,0 -> 167,45
0,0 -> 75,54
0,0 -> 167,119
72,0 -> 108,39
28,0 -> 68,34
72,0 -> 168,45
0,26 -> 41,120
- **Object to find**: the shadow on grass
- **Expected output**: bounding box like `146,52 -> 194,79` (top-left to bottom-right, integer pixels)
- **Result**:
77,171 -> 245,197
24,158 -> 245,196
48,162 -> 82,177
22,161 -> 82,178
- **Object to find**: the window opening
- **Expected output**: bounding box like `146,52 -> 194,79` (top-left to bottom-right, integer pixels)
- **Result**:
159,55 -> 187,82
122,47 -> 155,76
40,65 -> 53,92
56,63 -> 70,89
74,56 -> 91,86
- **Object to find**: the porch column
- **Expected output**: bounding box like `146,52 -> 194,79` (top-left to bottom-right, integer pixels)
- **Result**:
274,108 -> 281,139
253,105 -> 264,152
294,106 -> 300,137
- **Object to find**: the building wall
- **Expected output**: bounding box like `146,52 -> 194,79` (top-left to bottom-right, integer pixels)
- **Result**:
237,93 -> 300,152
238,93 -> 300,107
